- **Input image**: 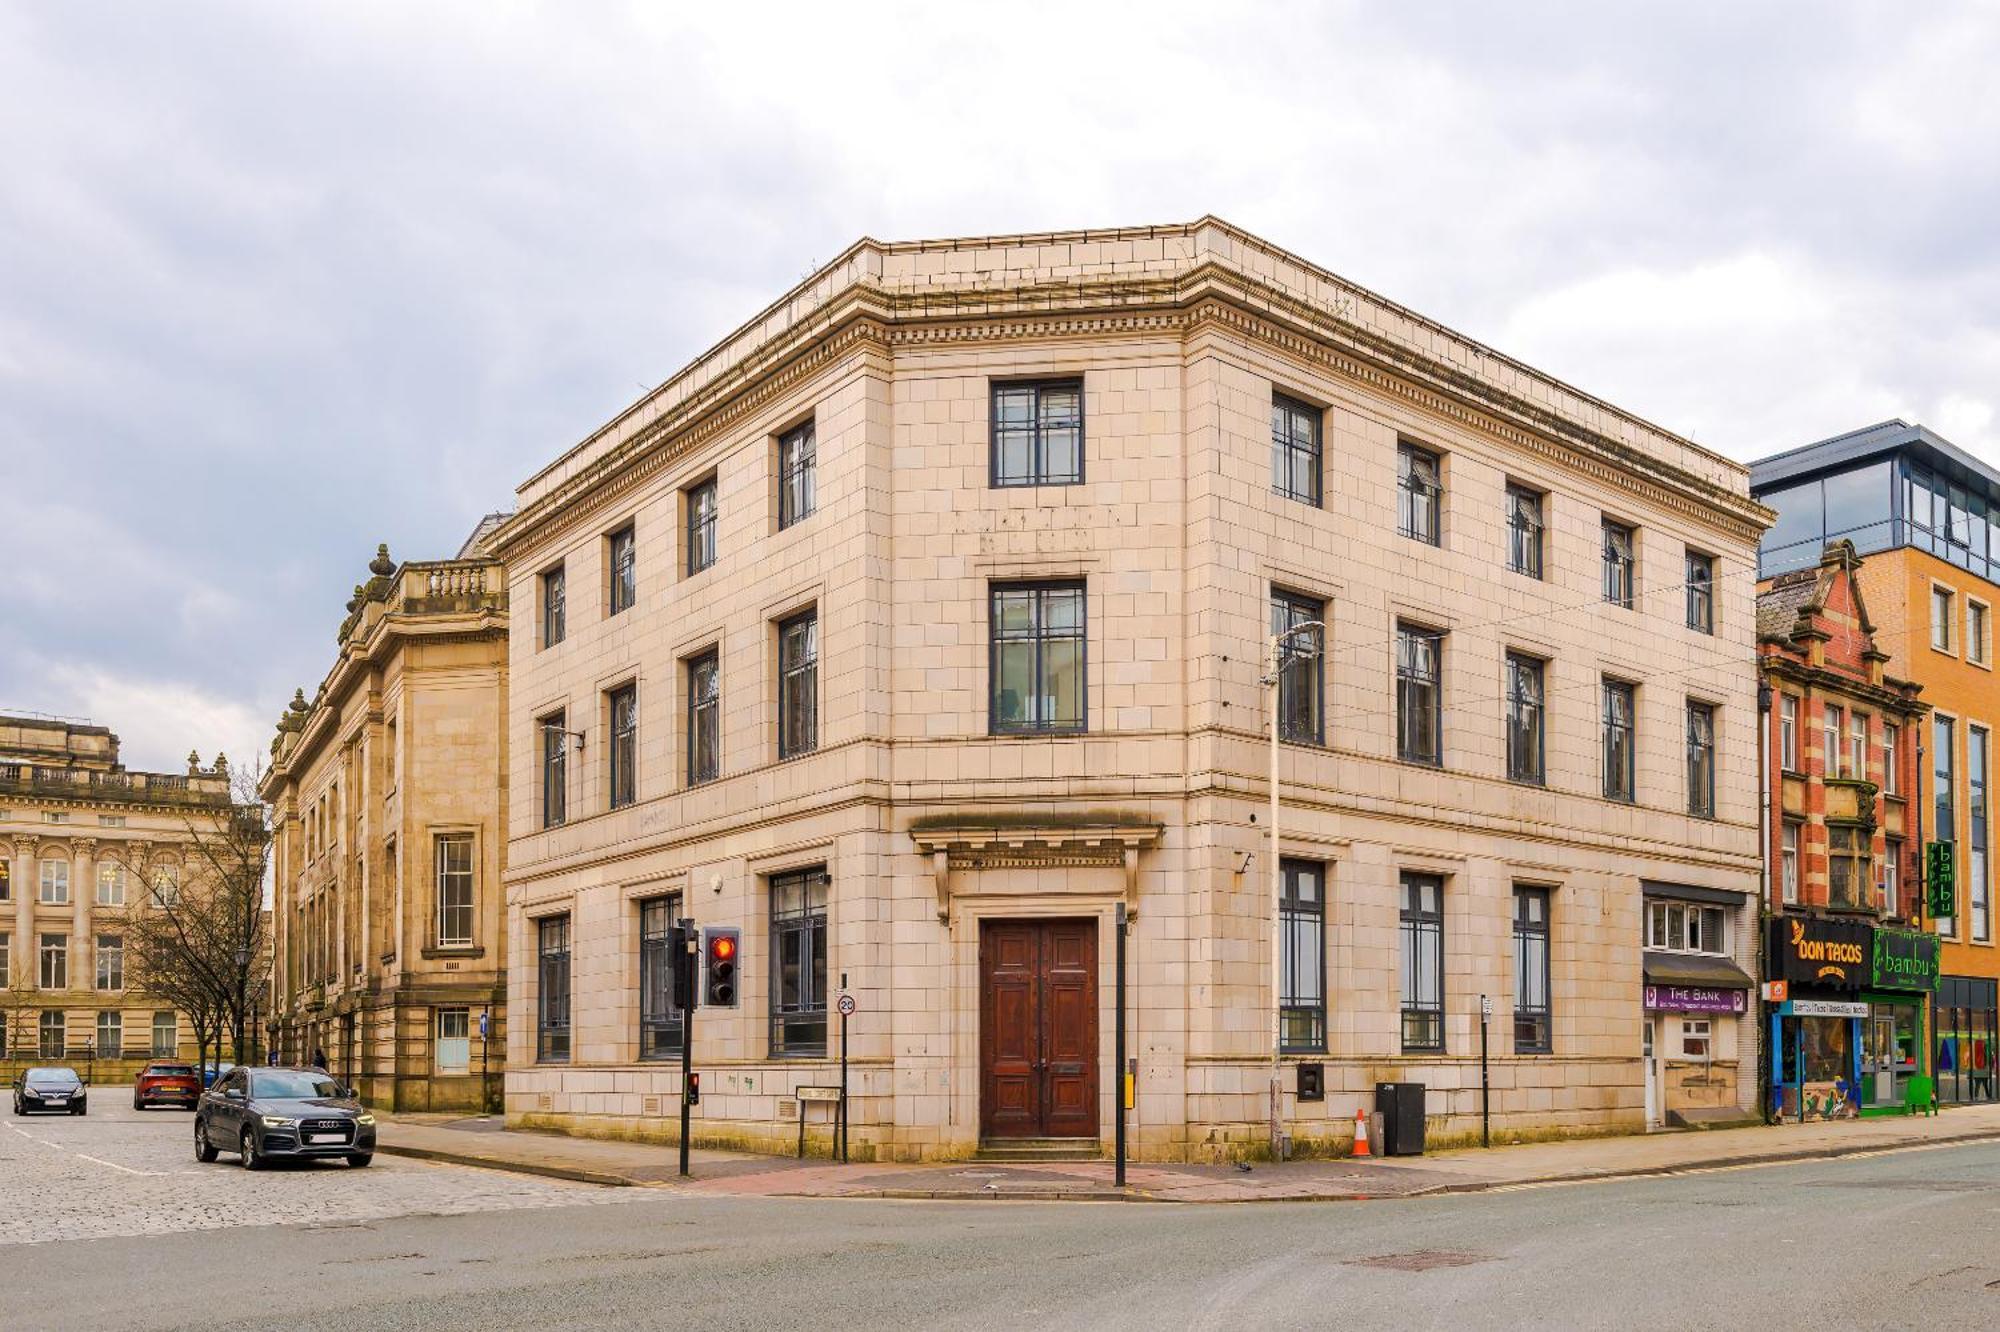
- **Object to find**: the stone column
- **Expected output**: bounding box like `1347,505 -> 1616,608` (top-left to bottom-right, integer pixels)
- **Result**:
13,838 -> 35,983
73,839 -> 95,1005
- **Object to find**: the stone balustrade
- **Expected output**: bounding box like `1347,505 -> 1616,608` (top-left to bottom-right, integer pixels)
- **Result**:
0,762 -> 230,807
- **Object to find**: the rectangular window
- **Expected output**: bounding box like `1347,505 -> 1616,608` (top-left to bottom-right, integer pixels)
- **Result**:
96,861 -> 125,907
1937,714 -> 1958,864
1782,821 -> 1800,905
1270,393 -> 1321,505
1685,551 -> 1715,633
1514,887 -> 1551,1055
539,709 -> 568,829
1972,600 -> 1990,666
1272,590 -> 1325,745
1883,722 -> 1900,794
0,862 -> 8,901
1884,838 -> 1903,917
39,859 -> 69,905
991,380 -> 1083,487
639,895 -> 685,1060
1506,652 -> 1545,784
686,478 -> 718,576
435,835 -> 474,947
0,934 -> 7,986
150,865 -> 178,909
95,934 -> 123,991
990,583 -> 1086,734
1686,701 -> 1716,818
435,1008 -> 471,1075
770,867 -> 829,1057
687,651 -> 721,784
541,564 -> 566,647
1602,519 -> 1636,608
1506,483 -> 1544,578
608,683 -> 638,809
1849,713 -> 1868,782
1279,859 -> 1326,1052
608,524 -> 637,615
1603,680 -> 1637,802
1645,902 -> 1728,955
1397,443 -> 1441,545
152,1011 -> 176,1057
98,815 -> 124,828
1780,695 -> 1799,771
1933,585 -> 1955,652
40,933 -> 67,990
1681,1018 -> 1712,1059
1973,725 -> 1990,942
1828,825 -> 1870,910
1396,624 -> 1443,765
1824,705 -> 1844,777
92,1011 -> 118,1057
40,1011 -> 64,1058
1399,872 -> 1444,1053
778,419 -> 818,527
536,915 -> 571,1063
779,610 -> 819,759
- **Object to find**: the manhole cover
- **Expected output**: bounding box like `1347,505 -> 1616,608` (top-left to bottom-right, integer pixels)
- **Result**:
1344,1250 -> 1496,1272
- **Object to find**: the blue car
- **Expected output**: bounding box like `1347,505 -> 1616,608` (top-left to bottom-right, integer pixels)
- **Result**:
201,1061 -> 238,1090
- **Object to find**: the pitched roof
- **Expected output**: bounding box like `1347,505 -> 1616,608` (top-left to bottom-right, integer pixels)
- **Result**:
1756,570 -> 1820,641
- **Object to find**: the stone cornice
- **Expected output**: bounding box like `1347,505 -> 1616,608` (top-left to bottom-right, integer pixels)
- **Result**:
1758,656 -> 1930,717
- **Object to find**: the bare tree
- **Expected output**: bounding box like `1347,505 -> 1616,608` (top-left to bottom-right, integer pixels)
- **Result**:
1,960 -> 39,1073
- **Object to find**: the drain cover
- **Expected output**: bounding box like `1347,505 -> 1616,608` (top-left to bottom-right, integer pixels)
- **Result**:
1344,1250 -> 1496,1272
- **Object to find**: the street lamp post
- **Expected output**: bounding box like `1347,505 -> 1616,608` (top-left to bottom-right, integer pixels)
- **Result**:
234,946 -> 249,1067
1263,619 -> 1324,1161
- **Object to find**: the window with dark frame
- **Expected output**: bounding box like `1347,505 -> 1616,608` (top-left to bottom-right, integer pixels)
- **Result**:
608,525 -> 636,615
1828,824 -> 1870,910
639,895 -> 685,1060
1270,393 -> 1321,506
40,932 -> 67,990
779,610 -> 819,759
1686,701 -> 1716,819
686,478 -> 718,576
536,915 -> 571,1063
1506,483 -> 1544,578
539,709 -> 568,829
541,564 -> 566,648
608,683 -> 638,809
152,1011 -> 176,1057
991,380 -> 1083,487
1400,872 -> 1444,1053
1514,887 -> 1551,1054
1603,679 -> 1637,802
1272,589 -> 1324,745
95,934 -> 123,991
1972,725 -> 1990,941
1279,859 -> 1326,1052
1396,623 -> 1442,765
778,420 -> 817,528
990,582 -> 1086,734
1506,652 -> 1545,785
435,834 -> 474,947
687,651 -> 720,785
1685,551 -> 1714,633
1603,519 -> 1636,608
1397,442 -> 1441,545
769,868 -> 828,1057
40,1010 -> 63,1058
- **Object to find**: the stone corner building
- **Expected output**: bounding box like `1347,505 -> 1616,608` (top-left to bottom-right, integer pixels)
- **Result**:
492,218 -> 1768,1161
1,713 -> 231,1078
263,536 -> 509,1111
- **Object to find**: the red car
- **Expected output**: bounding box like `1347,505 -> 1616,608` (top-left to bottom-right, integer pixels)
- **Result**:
133,1062 -> 201,1110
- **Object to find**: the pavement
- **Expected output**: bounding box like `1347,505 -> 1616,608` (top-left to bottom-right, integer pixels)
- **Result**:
373,1100 -> 2000,1202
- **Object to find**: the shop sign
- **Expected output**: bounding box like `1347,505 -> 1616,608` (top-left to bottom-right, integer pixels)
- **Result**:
1767,915 -> 1869,991
1644,985 -> 1746,1014
1870,927 -> 1940,992
1784,999 -> 1869,1019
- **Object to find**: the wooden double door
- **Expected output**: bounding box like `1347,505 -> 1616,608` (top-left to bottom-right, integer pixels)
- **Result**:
979,918 -> 1099,1140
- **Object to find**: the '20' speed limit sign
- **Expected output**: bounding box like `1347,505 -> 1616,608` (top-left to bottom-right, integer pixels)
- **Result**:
836,993 -> 857,1016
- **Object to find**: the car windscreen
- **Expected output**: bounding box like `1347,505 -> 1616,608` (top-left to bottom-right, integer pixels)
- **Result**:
25,1071 -> 80,1088
147,1065 -> 196,1077
250,1071 -> 342,1099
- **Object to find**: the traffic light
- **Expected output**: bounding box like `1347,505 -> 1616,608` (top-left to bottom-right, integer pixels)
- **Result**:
686,1072 -> 700,1106
667,923 -> 697,1011
704,927 -> 740,1007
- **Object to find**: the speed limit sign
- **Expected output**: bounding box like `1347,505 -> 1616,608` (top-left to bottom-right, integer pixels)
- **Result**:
837,992 -> 856,1016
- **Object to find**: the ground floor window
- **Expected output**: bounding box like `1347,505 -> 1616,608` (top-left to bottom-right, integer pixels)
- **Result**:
537,915 -> 571,1063
96,1010 -> 121,1057
1399,872 -> 1445,1053
1680,1018 -> 1711,1059
40,1010 -> 65,1058
152,1011 -> 177,1057
639,895 -> 685,1060
770,868 -> 828,1057
1938,975 -> 1999,1103
1279,859 -> 1326,1052
435,1007 -> 471,1074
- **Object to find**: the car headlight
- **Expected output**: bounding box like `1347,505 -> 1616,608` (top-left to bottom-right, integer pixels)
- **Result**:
356,1114 -> 376,1126
261,1115 -> 296,1128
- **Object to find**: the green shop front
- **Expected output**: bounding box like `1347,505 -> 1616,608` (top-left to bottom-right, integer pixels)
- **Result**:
1859,926 -> 1938,1116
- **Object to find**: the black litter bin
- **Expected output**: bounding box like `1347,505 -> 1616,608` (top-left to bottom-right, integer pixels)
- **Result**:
1375,1081 -> 1427,1156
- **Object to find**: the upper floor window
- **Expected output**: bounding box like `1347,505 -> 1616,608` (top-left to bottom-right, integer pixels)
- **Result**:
1971,599 -> 1991,667
1849,713 -> 1869,783
1506,484 -> 1544,579
1272,589 -> 1324,745
991,583 -> 1086,735
686,478 -> 718,576
778,420 -> 818,527
687,651 -> 721,785
1883,721 -> 1900,794
1824,704 -> 1844,777
39,859 -> 68,905
1685,551 -> 1715,633
436,834 -> 474,947
1828,825 -> 1871,911
1602,519 -> 1636,608
1932,584 -> 1955,652
149,866 -> 178,908
1646,900 -> 1727,955
608,683 -> 638,810
779,610 -> 820,759
1505,652 -> 1545,785
1781,822 -> 1800,904
1936,713 -> 1958,854
1397,443 -> 1441,545
1395,624 -> 1442,765
1270,393 -> 1321,506
96,861 -> 125,907
39,933 -> 67,990
1603,679 -> 1636,802
608,525 -> 636,615
95,934 -> 124,992
539,709 -> 568,829
541,564 -> 566,647
1780,694 -> 1799,770
1686,701 -> 1716,818
992,381 -> 1083,487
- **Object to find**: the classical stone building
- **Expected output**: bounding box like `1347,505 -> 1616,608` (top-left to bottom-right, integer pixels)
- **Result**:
493,219 -> 1768,1161
264,538 -> 509,1111
0,714 -> 231,1079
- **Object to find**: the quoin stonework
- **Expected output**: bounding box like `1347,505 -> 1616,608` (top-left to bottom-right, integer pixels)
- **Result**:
263,531 -> 510,1112
491,219 -> 1771,1161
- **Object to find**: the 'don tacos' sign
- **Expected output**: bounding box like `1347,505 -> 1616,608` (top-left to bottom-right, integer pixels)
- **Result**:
1767,916 -> 1870,991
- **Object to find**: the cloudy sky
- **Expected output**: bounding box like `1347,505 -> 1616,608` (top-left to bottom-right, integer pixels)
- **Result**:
3,2 -> 1996,774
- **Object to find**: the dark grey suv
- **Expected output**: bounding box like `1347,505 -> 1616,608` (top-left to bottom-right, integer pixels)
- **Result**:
195,1066 -> 376,1169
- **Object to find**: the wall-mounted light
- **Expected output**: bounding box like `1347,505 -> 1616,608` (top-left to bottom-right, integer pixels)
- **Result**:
541,722 -> 586,752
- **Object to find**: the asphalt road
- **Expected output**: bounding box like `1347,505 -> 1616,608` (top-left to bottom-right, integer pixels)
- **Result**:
6,1096 -> 2000,1330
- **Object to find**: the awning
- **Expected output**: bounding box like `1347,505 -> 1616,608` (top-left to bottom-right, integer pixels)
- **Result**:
1644,950 -> 1756,990
1641,880 -> 1750,906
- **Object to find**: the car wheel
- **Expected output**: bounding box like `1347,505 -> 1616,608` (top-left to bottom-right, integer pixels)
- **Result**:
195,1120 -> 219,1163
134,1097 -> 143,1111
73,1105 -> 85,1116
240,1128 -> 262,1170
347,1153 -> 373,1168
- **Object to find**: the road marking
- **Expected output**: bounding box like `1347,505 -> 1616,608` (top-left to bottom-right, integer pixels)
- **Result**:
6,1119 -> 173,1175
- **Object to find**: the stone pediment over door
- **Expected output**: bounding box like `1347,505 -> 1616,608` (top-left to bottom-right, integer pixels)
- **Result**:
909,817 -> 1164,923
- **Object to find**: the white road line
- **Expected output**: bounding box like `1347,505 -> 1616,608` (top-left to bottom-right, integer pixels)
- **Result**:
7,1118 -> 173,1175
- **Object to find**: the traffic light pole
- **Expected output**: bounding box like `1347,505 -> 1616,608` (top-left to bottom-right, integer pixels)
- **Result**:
1115,902 -> 1127,1188
679,922 -> 696,1179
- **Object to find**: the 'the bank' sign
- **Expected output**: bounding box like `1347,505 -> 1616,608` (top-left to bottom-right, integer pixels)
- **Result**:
1766,915 -> 1870,991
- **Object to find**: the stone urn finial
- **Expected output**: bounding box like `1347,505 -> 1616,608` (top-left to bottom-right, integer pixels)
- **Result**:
346,583 -> 365,614
187,749 -> 202,774
289,688 -> 310,715
369,543 -> 395,577
212,752 -> 228,774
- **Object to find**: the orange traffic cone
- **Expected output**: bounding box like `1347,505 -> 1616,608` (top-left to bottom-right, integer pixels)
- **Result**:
1352,1107 -> 1371,1158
